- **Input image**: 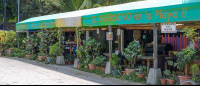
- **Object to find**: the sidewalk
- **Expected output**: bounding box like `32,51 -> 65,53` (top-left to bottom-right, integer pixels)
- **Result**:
0,56 -> 146,85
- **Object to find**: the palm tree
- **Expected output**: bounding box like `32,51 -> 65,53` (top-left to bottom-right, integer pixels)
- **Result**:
48,0 -> 144,12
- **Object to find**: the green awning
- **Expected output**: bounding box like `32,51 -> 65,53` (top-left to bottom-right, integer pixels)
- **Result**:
82,0 -> 200,27
16,8 -> 101,30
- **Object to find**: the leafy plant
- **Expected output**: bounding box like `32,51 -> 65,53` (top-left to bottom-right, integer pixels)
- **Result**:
181,27 -> 199,43
122,40 -> 143,69
190,64 -> 200,83
90,55 -> 106,67
49,42 -> 62,57
137,66 -> 147,75
37,29 -> 57,56
110,53 -> 121,70
82,37 -> 100,60
168,46 -> 197,73
5,30 -> 17,48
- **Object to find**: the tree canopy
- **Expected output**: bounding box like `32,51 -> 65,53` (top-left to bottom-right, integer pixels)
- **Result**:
0,0 -> 143,22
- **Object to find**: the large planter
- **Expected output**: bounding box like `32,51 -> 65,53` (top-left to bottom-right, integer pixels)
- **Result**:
56,56 -> 65,65
47,58 -> 52,63
137,74 -> 145,79
9,48 -> 13,50
88,64 -> 96,70
121,71 -> 126,75
125,69 -> 136,75
38,56 -> 46,61
160,78 -> 167,85
84,66 -> 89,70
145,76 -> 148,81
102,68 -> 105,72
113,70 -> 119,77
26,55 -> 32,59
78,65 -> 81,69
167,79 -> 175,85
178,76 -> 192,84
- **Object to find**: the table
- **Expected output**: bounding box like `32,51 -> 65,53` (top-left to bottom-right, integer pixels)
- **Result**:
66,44 -> 77,54
103,53 -> 109,61
139,56 -> 173,75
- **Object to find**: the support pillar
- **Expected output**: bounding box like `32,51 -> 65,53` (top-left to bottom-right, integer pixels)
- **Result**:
121,29 -> 124,52
86,31 -> 89,39
105,25 -> 112,74
98,28 -> 101,55
147,23 -> 162,85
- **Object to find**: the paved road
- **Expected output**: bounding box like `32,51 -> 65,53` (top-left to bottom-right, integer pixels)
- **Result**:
0,57 -> 146,85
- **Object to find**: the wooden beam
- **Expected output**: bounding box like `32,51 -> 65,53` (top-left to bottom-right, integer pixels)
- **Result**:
153,23 -> 158,69
98,29 -> 100,55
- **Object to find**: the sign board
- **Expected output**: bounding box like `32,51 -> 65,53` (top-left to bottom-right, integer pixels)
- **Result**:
161,22 -> 177,33
106,32 -> 113,40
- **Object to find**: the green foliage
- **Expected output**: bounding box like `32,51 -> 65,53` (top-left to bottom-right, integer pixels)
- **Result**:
100,38 -> 109,54
90,55 -> 106,67
190,64 -> 200,83
137,66 -> 147,75
49,42 -> 62,57
65,54 -> 75,62
168,46 -> 197,70
163,70 -> 177,81
122,40 -> 143,69
181,27 -> 199,43
110,53 -> 121,70
83,37 -> 100,60
11,48 -> 25,58
37,29 -> 57,56
5,30 -> 17,48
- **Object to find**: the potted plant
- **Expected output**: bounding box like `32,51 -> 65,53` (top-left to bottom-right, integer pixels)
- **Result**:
137,66 -> 147,79
161,70 -> 170,85
83,57 -> 90,70
110,53 -> 121,77
168,46 -> 197,83
122,40 -> 143,75
167,72 -> 177,85
190,64 -> 200,83
163,70 -> 177,85
82,37 -> 100,70
95,55 -> 106,72
49,42 -> 64,65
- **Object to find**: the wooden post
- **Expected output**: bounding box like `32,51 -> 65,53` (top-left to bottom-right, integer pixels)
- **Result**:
98,29 -> 101,55
153,23 -> 158,69
108,25 -> 112,60
59,28 -> 62,53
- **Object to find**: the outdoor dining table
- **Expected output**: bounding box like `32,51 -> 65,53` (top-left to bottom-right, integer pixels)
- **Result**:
139,56 -> 173,75
103,53 -> 109,61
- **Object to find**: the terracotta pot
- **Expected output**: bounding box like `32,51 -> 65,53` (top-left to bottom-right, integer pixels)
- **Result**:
78,65 -> 81,69
125,69 -> 130,75
38,56 -> 46,61
88,64 -> 96,70
68,62 -> 71,65
167,79 -> 175,85
145,76 -> 148,81
137,74 -> 145,79
102,68 -> 105,72
9,48 -> 13,50
131,69 -> 136,73
26,55 -> 32,59
178,76 -> 192,83
84,66 -> 89,70
160,78 -> 167,85
121,71 -> 126,75
99,67 -> 103,72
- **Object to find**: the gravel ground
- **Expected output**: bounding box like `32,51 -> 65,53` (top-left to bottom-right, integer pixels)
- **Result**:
0,56 -> 146,85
